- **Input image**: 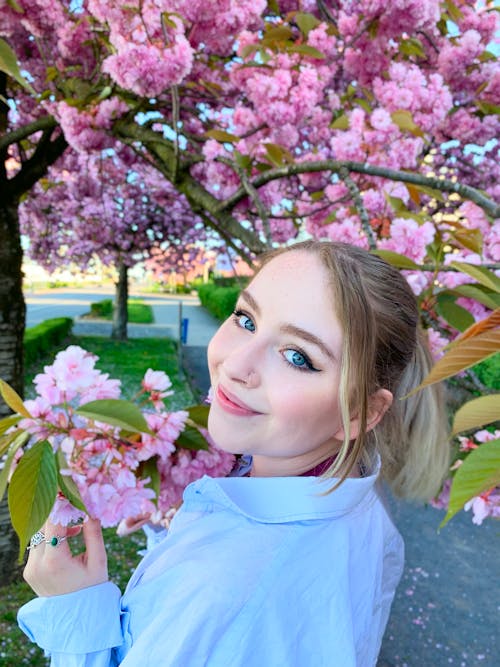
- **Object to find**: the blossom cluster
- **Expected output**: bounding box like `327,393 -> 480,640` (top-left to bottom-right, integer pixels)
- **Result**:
13,346 -> 234,528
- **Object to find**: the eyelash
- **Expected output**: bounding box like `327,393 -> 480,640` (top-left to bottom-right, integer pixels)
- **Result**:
231,309 -> 319,373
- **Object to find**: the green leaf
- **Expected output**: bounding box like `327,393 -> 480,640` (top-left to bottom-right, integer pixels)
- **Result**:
452,394 -> 500,436
443,0 -> 464,23
436,294 -> 475,332
406,182 -> 444,203
451,227 -> 483,255
0,379 -> 32,417
7,0 -> 24,12
262,25 -> 294,42
0,414 -> 22,437
186,405 -> 210,428
139,456 -> 161,500
476,100 -> 500,116
447,285 -> 500,311
205,129 -> 239,143
0,431 -> 29,503
175,425 -> 209,451
288,44 -> 326,59
391,110 -> 424,137
330,114 -> 349,130
367,17 -> 379,39
371,249 -> 419,270
441,438 -> 500,527
0,38 -> 36,93
96,85 -> 113,102
451,262 -> 500,294
399,37 -> 426,58
55,450 -> 87,514
234,150 -> 252,171
8,440 -> 58,558
76,399 -> 152,434
264,143 -> 294,167
295,12 -> 321,37
478,50 -> 497,63
310,189 -> 324,202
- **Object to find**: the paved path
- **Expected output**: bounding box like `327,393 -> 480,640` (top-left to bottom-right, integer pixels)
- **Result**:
30,291 -> 499,666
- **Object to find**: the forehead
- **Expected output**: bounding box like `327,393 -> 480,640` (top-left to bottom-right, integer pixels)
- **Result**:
248,250 -> 340,330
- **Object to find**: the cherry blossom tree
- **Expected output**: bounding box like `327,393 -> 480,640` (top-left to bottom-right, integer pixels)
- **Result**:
20,148 -> 211,339
0,0 -> 499,580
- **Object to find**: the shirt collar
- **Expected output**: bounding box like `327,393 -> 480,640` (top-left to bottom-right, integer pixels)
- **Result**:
184,457 -> 381,524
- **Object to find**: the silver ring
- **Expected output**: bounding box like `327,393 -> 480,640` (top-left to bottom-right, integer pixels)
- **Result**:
46,535 -> 67,547
27,531 -> 46,550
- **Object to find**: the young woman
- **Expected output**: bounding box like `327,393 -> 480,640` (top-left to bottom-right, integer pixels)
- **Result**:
18,241 -> 449,666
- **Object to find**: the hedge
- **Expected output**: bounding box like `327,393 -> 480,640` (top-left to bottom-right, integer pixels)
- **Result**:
197,283 -> 241,321
24,317 -> 73,366
90,299 -> 113,318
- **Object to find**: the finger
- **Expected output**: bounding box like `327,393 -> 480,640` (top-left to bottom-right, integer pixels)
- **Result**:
81,518 -> 107,573
117,514 -> 150,536
43,520 -> 72,555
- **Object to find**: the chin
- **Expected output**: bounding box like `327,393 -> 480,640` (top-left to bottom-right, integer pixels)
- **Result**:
207,419 -> 242,456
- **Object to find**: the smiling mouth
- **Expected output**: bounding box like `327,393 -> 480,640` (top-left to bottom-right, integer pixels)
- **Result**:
215,385 -> 262,417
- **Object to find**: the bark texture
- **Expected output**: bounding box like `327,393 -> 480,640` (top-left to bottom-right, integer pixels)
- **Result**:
112,260 -> 128,340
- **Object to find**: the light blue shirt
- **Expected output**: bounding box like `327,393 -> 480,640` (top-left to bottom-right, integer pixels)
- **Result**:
18,463 -> 403,666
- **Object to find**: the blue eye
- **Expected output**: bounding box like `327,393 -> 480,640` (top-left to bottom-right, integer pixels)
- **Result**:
283,349 -> 318,371
233,310 -> 255,332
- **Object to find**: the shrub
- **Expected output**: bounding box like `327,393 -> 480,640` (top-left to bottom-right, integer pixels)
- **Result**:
197,283 -> 240,321
90,299 -> 113,318
474,353 -> 500,391
24,318 -> 73,366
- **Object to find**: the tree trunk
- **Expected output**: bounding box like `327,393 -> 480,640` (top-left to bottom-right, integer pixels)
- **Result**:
0,199 -> 26,585
112,261 -> 128,340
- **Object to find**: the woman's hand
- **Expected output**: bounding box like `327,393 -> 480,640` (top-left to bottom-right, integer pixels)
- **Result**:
23,518 -> 109,597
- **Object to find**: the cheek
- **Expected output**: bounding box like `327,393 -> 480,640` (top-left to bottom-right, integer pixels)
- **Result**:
272,385 -> 338,430
207,321 -> 240,383
207,326 -> 226,376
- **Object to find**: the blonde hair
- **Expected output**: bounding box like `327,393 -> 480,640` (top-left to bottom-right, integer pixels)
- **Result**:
259,240 -> 450,501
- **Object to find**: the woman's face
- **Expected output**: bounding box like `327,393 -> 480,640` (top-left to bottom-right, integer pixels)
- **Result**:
207,250 -> 348,477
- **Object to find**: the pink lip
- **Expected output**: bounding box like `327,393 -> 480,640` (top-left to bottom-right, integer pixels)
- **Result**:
215,385 -> 261,417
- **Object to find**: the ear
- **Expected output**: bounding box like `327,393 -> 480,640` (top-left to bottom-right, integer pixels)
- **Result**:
332,389 -> 393,442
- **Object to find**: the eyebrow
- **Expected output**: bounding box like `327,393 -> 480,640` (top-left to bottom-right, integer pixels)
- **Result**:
239,290 -> 337,361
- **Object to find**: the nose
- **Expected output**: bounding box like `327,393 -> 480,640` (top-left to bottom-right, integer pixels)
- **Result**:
222,342 -> 261,389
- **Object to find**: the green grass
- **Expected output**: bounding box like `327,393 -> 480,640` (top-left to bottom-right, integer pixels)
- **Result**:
0,334 -> 194,666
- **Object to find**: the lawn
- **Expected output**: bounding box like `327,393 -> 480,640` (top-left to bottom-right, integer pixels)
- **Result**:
0,334 -> 194,667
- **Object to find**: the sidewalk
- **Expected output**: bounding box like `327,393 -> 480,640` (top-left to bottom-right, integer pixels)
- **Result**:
75,299 -> 498,666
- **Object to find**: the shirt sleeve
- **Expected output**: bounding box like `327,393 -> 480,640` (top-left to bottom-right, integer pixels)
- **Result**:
17,582 -> 124,667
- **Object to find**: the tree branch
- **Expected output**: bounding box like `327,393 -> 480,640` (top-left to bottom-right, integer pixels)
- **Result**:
216,160 -> 500,219
339,166 -> 376,250
9,131 -> 67,201
171,85 -> 180,183
112,119 -> 266,255
0,116 -> 59,153
217,156 -> 273,247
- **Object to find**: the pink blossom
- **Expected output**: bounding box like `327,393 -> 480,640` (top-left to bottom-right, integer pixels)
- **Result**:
142,369 -> 173,394
464,494 -> 500,526
427,329 -> 449,361
50,492 -> 86,525
430,478 -> 451,510
379,218 -> 435,263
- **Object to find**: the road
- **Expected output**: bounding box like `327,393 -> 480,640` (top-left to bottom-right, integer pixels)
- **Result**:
25,287 -> 220,347
25,288 -> 114,327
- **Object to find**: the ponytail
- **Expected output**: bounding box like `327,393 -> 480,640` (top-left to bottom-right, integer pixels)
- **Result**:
376,329 -> 450,501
